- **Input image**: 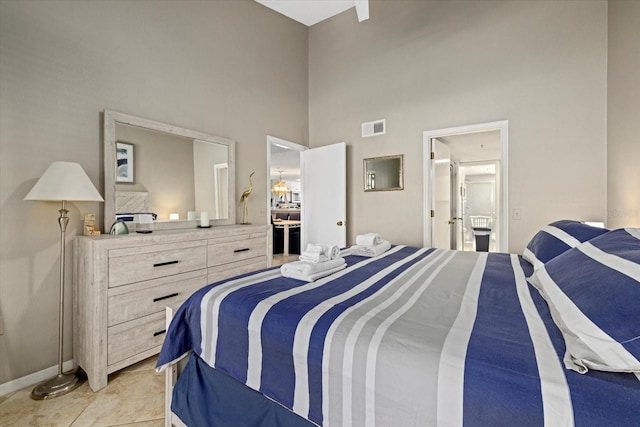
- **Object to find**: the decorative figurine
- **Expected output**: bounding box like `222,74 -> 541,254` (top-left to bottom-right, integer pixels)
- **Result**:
240,171 -> 255,224
83,213 -> 101,235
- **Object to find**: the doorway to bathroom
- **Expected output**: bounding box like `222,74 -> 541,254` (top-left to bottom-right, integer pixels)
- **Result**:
423,121 -> 508,252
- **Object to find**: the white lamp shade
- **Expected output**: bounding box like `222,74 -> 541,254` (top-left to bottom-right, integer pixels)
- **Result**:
24,161 -> 104,202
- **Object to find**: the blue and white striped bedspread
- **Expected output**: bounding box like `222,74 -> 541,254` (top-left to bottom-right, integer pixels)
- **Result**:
157,245 -> 640,426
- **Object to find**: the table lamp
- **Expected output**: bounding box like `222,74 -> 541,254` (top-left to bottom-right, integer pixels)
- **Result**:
24,161 -> 103,399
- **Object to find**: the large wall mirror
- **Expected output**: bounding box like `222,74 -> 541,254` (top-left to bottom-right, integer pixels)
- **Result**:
103,110 -> 236,232
364,154 -> 404,192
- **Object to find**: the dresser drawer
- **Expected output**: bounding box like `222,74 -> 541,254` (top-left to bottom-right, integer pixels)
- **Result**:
108,241 -> 207,287
107,311 -> 166,366
208,257 -> 269,284
107,269 -> 206,326
208,233 -> 266,268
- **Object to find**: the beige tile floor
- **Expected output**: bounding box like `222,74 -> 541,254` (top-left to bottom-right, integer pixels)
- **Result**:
271,253 -> 299,266
0,356 -> 164,427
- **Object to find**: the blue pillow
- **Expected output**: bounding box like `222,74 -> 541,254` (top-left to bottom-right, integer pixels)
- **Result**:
528,228 -> 640,376
523,220 -> 608,270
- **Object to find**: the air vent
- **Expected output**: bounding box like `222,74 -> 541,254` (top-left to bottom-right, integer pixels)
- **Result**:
362,119 -> 386,138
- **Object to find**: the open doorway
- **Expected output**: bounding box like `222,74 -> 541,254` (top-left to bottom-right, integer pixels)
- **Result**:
423,121 -> 508,252
266,136 -> 306,264
457,161 -> 499,252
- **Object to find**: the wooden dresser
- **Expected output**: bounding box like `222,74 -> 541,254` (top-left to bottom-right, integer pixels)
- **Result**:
73,224 -> 271,392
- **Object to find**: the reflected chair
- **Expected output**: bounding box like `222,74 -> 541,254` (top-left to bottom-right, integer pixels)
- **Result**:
271,216 -> 284,254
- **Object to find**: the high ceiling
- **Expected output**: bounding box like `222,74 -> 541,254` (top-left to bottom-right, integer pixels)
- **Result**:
254,0 -> 369,26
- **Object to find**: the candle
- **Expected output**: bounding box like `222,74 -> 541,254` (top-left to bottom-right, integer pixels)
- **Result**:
200,212 -> 209,227
187,211 -> 196,221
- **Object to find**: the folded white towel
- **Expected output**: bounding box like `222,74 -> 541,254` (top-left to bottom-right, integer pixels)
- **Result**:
299,244 -> 341,262
350,240 -> 391,257
304,243 -> 326,254
281,263 -> 347,282
281,257 -> 345,275
355,233 -> 383,247
300,253 -> 330,263
339,247 -> 352,256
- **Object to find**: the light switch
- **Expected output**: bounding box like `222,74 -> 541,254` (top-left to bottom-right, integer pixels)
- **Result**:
512,208 -> 522,220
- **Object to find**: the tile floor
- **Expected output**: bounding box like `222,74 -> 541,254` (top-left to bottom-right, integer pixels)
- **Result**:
0,356 -> 164,427
271,253 -> 299,266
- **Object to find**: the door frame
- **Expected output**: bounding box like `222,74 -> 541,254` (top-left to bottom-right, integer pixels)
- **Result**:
423,120 -> 509,251
266,135 -> 307,226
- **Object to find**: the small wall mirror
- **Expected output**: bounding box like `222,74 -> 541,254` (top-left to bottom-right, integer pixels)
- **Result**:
364,154 -> 404,191
103,110 -> 236,232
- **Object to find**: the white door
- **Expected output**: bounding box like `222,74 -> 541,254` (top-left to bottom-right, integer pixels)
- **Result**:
432,139 -> 453,249
300,142 -> 347,249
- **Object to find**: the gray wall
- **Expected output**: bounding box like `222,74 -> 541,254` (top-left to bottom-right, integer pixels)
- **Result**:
309,0 -> 608,251
608,0 -> 640,228
0,0 -> 308,384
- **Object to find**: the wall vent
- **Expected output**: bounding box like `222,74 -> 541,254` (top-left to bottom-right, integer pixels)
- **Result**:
362,119 -> 386,138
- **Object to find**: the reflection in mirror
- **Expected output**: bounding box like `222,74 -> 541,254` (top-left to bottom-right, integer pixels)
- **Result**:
363,155 -> 404,192
103,110 -> 236,231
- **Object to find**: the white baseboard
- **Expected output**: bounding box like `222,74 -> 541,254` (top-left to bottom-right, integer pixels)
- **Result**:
0,360 -> 75,397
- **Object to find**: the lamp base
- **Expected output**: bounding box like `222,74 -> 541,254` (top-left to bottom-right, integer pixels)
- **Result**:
30,370 -> 86,400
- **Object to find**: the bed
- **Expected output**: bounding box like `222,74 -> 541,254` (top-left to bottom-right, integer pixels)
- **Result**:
156,222 -> 640,426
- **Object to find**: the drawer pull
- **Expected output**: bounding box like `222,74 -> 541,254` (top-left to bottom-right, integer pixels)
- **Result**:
153,260 -> 179,268
233,248 -> 250,253
153,293 -> 179,303
153,329 -> 167,337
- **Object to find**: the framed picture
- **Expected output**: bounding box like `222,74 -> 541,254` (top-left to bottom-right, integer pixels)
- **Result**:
116,142 -> 134,183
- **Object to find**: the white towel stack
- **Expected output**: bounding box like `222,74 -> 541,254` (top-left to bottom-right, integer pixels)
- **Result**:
350,233 -> 391,257
280,257 -> 346,282
299,244 -> 341,263
281,243 -> 345,282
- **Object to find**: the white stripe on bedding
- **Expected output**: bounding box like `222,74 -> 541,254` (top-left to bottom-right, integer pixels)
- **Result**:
436,253 -> 487,427
511,255 -> 574,427
364,250 -> 459,427
200,269 -> 282,366
291,247 -> 431,416
523,247 -> 544,270
626,228 -> 640,240
577,242 -> 640,281
542,225 -> 582,247
339,250 -> 447,424
246,246 -> 407,390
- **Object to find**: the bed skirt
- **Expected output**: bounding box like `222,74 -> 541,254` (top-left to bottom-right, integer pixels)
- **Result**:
172,354 -> 315,427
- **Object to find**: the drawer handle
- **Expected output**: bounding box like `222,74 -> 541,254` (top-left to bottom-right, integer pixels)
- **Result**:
153,293 -> 179,303
153,329 -> 167,337
153,260 -> 179,268
233,248 -> 250,253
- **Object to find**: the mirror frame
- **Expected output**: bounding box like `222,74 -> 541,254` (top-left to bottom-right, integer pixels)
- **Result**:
103,110 -> 236,232
363,154 -> 404,192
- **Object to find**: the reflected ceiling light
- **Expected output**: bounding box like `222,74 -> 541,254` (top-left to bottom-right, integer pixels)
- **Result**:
271,168 -> 290,196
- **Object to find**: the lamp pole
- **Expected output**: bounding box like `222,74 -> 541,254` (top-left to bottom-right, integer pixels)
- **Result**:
31,200 -> 86,399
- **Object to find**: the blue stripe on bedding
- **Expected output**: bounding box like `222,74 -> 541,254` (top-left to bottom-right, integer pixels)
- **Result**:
463,253 -> 544,426
529,280 -> 640,425
216,274 -> 311,382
